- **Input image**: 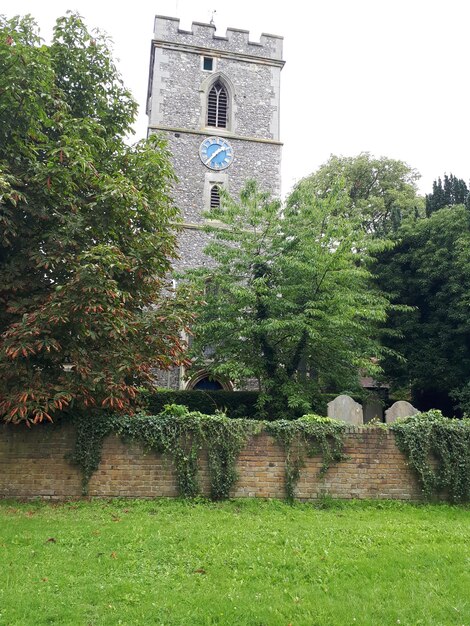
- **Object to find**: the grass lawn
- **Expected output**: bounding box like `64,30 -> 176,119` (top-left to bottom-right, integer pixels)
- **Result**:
0,499 -> 469,625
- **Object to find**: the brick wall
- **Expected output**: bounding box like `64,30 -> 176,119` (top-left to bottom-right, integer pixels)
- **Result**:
0,424 -> 423,501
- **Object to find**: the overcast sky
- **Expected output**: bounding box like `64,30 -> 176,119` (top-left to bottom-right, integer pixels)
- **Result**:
5,0 -> 470,197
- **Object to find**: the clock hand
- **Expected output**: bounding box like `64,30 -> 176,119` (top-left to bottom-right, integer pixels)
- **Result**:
205,145 -> 225,165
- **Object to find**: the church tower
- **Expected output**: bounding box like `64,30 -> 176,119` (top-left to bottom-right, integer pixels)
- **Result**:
146,16 -> 284,389
146,15 -> 284,271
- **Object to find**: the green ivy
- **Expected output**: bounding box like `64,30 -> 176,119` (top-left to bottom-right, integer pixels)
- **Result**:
71,408 -> 348,501
72,405 -> 261,499
70,410 -> 114,495
70,407 -> 470,503
113,406 -> 204,497
391,410 -> 470,502
202,413 -> 262,499
266,414 -> 347,501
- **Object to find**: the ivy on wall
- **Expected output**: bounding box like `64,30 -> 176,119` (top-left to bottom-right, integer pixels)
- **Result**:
65,407 -> 470,503
70,407 -> 347,500
71,410 -> 114,495
113,405 -> 263,499
266,415 -> 347,501
391,410 -> 470,502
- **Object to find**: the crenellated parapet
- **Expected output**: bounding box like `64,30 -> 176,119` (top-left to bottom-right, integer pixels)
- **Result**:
153,15 -> 283,63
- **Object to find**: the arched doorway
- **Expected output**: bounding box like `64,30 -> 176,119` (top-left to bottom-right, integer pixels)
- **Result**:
185,370 -> 233,391
193,377 -> 224,391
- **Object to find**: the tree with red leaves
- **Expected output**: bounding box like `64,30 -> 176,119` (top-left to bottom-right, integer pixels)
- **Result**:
0,13 -> 193,424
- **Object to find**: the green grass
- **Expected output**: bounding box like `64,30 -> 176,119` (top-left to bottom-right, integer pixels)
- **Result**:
1,499 -> 470,625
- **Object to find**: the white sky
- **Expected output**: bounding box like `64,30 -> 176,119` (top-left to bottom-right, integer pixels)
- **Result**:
4,0 -> 470,197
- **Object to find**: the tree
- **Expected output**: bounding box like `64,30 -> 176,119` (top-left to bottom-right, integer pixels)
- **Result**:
185,181 -> 394,418
0,14 -> 193,424
288,153 -> 423,236
425,174 -> 469,216
374,205 -> 470,415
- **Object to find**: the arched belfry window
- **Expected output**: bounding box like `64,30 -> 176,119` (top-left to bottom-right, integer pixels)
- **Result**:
210,184 -> 221,208
207,80 -> 228,128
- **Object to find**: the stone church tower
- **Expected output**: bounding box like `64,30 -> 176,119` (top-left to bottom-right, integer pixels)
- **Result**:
146,15 -> 284,388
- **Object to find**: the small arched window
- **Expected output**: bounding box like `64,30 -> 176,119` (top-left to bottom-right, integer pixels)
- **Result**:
210,184 -> 221,208
207,80 -> 228,128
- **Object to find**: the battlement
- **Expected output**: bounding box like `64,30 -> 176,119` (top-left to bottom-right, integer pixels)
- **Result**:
154,15 -> 283,61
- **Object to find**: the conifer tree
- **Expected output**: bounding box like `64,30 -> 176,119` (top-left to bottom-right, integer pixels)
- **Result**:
374,205 -> 470,414
425,174 -> 468,216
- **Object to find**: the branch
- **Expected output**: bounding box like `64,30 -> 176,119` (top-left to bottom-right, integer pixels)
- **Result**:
286,328 -> 308,377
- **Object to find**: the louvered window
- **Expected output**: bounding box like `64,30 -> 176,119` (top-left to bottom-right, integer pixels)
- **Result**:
210,185 -> 221,208
207,81 -> 228,128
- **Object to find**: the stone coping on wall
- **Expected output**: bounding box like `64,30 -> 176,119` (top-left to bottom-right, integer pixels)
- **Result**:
0,424 -> 423,501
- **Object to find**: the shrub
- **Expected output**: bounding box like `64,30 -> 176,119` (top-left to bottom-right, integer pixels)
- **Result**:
145,390 -> 262,419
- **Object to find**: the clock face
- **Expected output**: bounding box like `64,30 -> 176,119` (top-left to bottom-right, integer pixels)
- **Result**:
199,136 -> 234,170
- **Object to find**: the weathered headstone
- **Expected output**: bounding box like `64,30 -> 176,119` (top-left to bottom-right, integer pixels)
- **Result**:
385,401 -> 419,424
327,395 -> 363,425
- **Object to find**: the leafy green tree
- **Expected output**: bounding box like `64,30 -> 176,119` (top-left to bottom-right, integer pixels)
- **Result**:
0,14 -> 193,424
374,205 -> 470,415
186,181 -> 394,418
288,153 -> 423,236
425,174 -> 469,216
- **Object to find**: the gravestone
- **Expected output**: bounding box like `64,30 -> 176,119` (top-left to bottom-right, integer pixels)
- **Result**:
327,395 -> 363,425
385,401 -> 419,424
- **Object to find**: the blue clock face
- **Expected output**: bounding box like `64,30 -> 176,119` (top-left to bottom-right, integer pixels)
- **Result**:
199,136 -> 234,170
